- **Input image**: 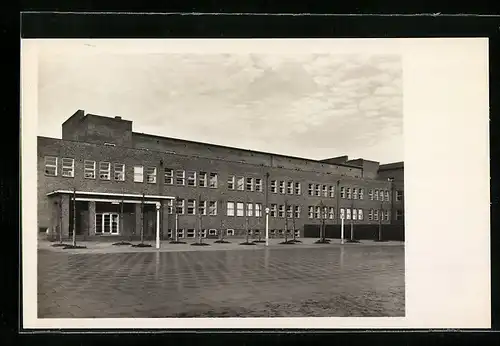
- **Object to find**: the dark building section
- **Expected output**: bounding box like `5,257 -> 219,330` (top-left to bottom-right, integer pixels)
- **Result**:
38,110 -> 405,241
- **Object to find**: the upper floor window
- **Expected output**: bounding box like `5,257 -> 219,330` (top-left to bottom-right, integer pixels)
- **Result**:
315,206 -> 321,219
340,187 -> 346,199
84,160 -> 96,179
146,167 -> 157,184
368,209 -> 374,221
278,205 -> 285,218
133,165 -> 143,182
227,201 -> 235,216
237,176 -> 245,191
359,188 -> 364,200
227,175 -> 235,190
286,205 -> 293,219
308,206 -> 314,219
374,209 -> 379,221
99,162 -> 111,180
198,171 -> 207,187
322,185 -> 328,197
279,181 -> 285,194
352,188 -> 358,200
322,206 -> 328,220
358,209 -> 364,220
315,184 -> 321,197
270,204 -> 277,217
346,187 -> 352,199
328,207 -> 335,220
198,201 -> 207,215
329,186 -> 335,198
384,210 -> 390,221
246,203 -> 253,217
209,201 -> 217,216
164,168 -> 174,185
369,189 -> 374,200
271,180 -> 277,193
255,178 -> 263,192
346,208 -> 352,220
236,202 -> 244,216
396,190 -> 403,202
187,171 -> 197,186
44,156 -> 58,176
209,173 -> 218,188
396,209 -> 404,220
176,170 -> 185,186
385,190 -> 390,202
294,182 -> 301,195
187,199 -> 196,215
308,184 -> 314,196
255,203 -> 263,217
374,189 -> 379,201
287,181 -> 293,194
246,177 -> 254,191
340,208 -> 345,219
113,163 -> 125,181
352,209 -> 358,220
166,199 -> 174,214
176,199 -> 185,214
61,158 -> 75,177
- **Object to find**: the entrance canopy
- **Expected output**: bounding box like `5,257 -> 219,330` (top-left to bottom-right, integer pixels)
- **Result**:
46,190 -> 175,205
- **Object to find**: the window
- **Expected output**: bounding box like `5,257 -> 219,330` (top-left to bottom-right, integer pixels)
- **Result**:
358,209 -> 364,220
198,200 -> 207,215
246,203 -> 253,216
322,185 -> 328,197
294,205 -> 301,219
352,209 -> 358,220
286,205 -> 293,219
308,184 -> 314,196
146,167 -> 157,183
346,187 -> 352,199
315,206 -> 321,219
227,175 -> 235,190
113,163 -> 125,181
308,206 -> 314,219
340,187 -> 346,199
374,209 -> 379,221
294,182 -> 301,195
315,184 -> 321,197
177,229 -> 185,238
359,188 -> 364,200
346,208 -> 351,220
199,172 -> 207,187
176,199 -> 185,214
236,202 -> 244,216
167,199 -> 174,214
209,173 -> 218,188
246,177 -> 254,191
167,229 -> 173,239
200,229 -> 207,238
134,166 -> 144,182
270,229 -> 276,236
209,201 -> 217,216
271,180 -> 277,193
328,207 -> 335,220
287,181 -> 293,194
329,186 -> 335,198
270,204 -> 277,217
208,229 -> 217,236
353,188 -> 358,200
255,178 -> 263,192
368,189 -> 373,200
368,209 -> 374,221
99,162 -> 111,180
186,229 -> 195,238
396,190 -> 403,202
227,229 -> 235,236
255,203 -> 263,217
385,190 -> 390,202
322,206 -> 328,219
187,171 -> 197,186
235,176 -> 244,191
340,208 -> 345,219
279,181 -> 285,194
84,160 -> 96,179
396,209 -> 403,220
384,210 -> 390,221
104,142 -> 115,147
294,230 -> 300,238
176,170 -> 185,185
374,190 -> 379,201
227,202 -> 235,216
278,205 -> 285,218
61,158 -> 74,177
45,156 -> 57,177
164,168 -> 174,184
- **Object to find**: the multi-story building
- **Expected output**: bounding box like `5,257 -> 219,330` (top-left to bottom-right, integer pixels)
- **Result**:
38,110 -> 405,241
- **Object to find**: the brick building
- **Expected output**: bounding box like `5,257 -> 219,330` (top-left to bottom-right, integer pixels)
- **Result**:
38,110 -> 405,241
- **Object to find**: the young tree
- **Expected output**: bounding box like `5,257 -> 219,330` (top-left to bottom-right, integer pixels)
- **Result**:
72,188 -> 77,247
283,200 -> 289,243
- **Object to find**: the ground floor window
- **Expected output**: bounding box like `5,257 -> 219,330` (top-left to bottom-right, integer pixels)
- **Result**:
95,213 -> 119,235
294,230 -> 300,237
186,229 -> 195,238
200,229 -> 207,238
167,229 -> 173,239
208,229 -> 217,236
177,229 -> 185,238
226,229 -> 235,236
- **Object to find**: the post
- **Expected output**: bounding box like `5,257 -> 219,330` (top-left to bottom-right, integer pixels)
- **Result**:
265,207 -> 270,246
72,188 -> 76,246
350,205 -> 354,242
175,212 -> 179,241
341,217 -> 345,245
59,196 -> 63,243
284,201 -> 288,243
155,203 -> 161,249
120,193 -> 124,237
140,193 -> 145,244
379,203 -> 383,241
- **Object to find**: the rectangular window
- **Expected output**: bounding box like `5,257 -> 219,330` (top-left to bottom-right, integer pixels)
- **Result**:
200,229 -> 207,238
329,186 -> 335,198
198,200 -> 207,215
322,185 -> 328,197
227,229 -> 235,236
315,206 -> 321,219
322,206 -> 328,220
375,190 -> 379,201
308,184 -> 314,196
279,181 -> 285,194
368,209 -> 374,221
340,187 -> 346,199
374,209 -> 379,221
396,190 -> 403,202
384,210 -> 390,221
146,167 -> 157,183
113,163 -> 125,181
396,209 -> 403,220
352,209 -> 358,220
176,169 -> 185,185
271,180 -> 277,193
358,209 -> 364,220
328,207 -> 335,220
340,208 -> 345,219
236,176 -> 245,191
187,171 -> 197,186
278,205 -> 285,218
99,162 -> 111,180
167,199 -> 174,214
208,229 -> 217,236
246,203 -> 253,217
286,205 -> 293,219
246,177 -> 254,191
287,181 -> 293,194
134,165 -> 144,183
294,205 -> 300,219
227,202 -> 235,216
346,187 -> 352,199
385,190 -> 390,202
308,206 -> 314,219
44,156 -> 58,176
198,171 -> 207,187
176,199 -> 185,215
270,204 -> 277,217
236,202 -> 244,216
353,188 -> 358,200
84,160 -> 95,179
177,229 -> 185,238
380,190 -> 385,202
359,188 -> 364,200
186,229 -> 195,238
315,184 -> 321,197
167,229 -> 173,239
209,201 -> 217,216
294,182 -> 301,195
255,178 -> 263,192
369,189 -> 374,200
346,208 -> 351,220
61,158 -> 75,177
255,203 -> 263,217
227,175 -> 235,190
164,168 -> 174,184
209,173 -> 218,188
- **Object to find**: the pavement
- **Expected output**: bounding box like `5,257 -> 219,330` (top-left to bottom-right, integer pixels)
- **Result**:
38,240 -> 405,318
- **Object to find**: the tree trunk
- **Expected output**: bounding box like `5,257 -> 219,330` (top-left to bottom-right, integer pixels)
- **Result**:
140,194 -> 145,244
72,189 -> 77,247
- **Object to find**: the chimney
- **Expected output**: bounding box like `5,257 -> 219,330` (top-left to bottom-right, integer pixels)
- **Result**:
114,116 -> 122,120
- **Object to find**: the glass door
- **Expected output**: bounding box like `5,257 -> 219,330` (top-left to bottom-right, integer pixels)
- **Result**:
96,213 -> 120,235
111,214 -> 119,234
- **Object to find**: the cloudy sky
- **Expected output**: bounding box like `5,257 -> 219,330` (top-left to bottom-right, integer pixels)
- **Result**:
37,48 -> 403,163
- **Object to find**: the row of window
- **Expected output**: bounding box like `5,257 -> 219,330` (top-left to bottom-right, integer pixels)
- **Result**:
166,228 -> 301,238
167,199 -> 219,216
270,180 -> 302,195
227,176 -> 263,192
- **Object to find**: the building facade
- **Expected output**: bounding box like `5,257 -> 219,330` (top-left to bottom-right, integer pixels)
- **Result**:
38,110 -> 405,241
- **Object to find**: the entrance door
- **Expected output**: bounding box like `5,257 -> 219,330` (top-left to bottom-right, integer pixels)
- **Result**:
96,213 -> 120,235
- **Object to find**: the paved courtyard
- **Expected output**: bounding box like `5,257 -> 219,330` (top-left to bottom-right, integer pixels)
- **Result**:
38,243 -> 405,318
